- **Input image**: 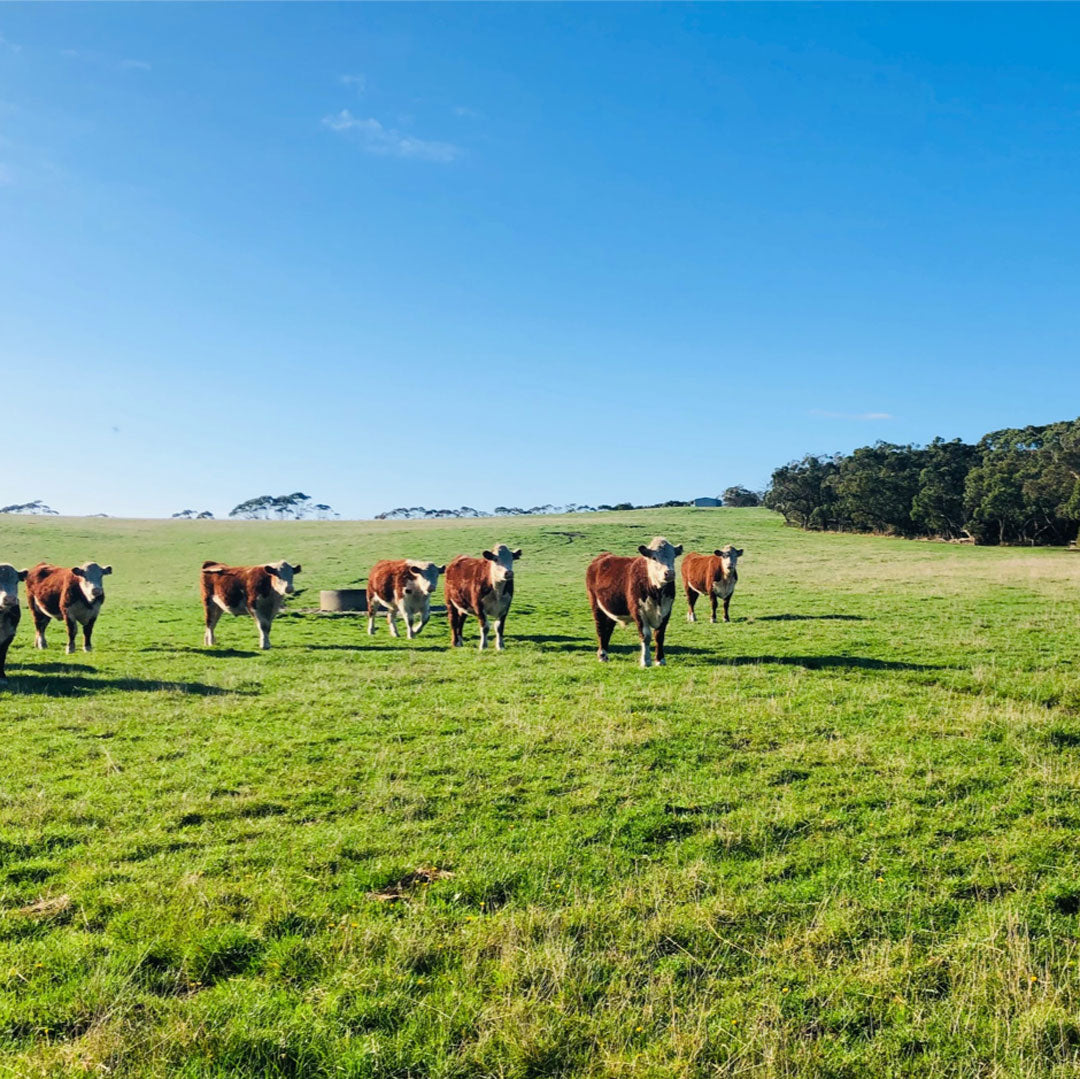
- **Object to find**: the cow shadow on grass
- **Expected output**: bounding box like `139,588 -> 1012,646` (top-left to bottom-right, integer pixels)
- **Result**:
7,661 -> 97,673
710,653 -> 946,672
756,614 -> 867,622
140,645 -> 262,659
2,673 -> 245,697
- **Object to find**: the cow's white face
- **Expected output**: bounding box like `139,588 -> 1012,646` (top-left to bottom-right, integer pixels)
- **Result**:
482,544 -> 522,585
715,545 -> 744,576
638,536 -> 682,588
71,562 -> 112,603
406,561 -> 444,596
0,564 -> 26,610
265,561 -> 301,595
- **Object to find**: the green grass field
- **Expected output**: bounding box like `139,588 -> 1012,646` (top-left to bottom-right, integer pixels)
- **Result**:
4,507 -> 1080,1078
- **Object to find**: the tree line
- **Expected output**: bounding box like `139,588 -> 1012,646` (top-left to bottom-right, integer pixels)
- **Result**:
764,417 -> 1080,545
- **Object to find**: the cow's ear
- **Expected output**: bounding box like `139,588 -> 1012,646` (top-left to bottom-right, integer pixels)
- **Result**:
293,564 -> 301,574
512,549 -> 522,560
674,545 -> 683,556
637,545 -> 651,558
482,550 -> 496,561
71,566 -> 85,578
436,565 -> 446,575
714,549 -> 724,557
103,565 -> 112,575
735,548 -> 744,556
17,569 -> 28,581
264,565 -> 278,576
409,564 -> 424,575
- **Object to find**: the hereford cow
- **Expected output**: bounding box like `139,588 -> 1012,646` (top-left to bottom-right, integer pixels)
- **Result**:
0,564 -> 27,679
367,559 -> 445,639
682,545 -> 743,623
444,544 -> 521,650
26,562 -> 112,654
200,560 -> 301,649
585,536 -> 682,667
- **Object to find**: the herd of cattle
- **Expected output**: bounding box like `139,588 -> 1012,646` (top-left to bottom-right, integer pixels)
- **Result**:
0,537 -> 744,678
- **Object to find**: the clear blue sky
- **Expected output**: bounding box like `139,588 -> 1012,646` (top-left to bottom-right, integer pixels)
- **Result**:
2,4 -> 1078,518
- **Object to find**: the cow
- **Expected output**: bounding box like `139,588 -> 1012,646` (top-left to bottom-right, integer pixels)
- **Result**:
0,564 -> 27,679
25,562 -> 112,654
444,544 -> 521,650
200,560 -> 300,649
682,545 -> 743,623
366,559 -> 445,639
585,536 -> 682,667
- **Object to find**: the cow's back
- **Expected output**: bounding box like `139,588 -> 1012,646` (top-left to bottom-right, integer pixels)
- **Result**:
445,555 -> 487,613
586,553 -> 641,618
681,552 -> 716,592
201,562 -> 264,613
26,564 -> 70,614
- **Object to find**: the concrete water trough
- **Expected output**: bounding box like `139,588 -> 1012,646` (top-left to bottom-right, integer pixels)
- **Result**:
319,588 -> 368,613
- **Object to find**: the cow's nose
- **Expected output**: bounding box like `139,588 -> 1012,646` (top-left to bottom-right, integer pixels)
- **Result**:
92,588 -> 104,598
285,584 -> 294,594
0,595 -> 15,608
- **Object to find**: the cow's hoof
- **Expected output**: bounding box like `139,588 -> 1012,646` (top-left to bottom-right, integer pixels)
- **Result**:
83,646 -> 92,653
65,646 -> 75,655
597,651 -> 608,662
656,658 -> 666,667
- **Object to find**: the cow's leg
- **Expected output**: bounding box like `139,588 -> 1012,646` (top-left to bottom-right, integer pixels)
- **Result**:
367,600 -> 377,636
387,605 -> 399,638
82,616 -> 97,653
723,594 -> 731,623
254,613 -> 272,650
31,600 -> 49,649
400,601 -> 415,640
449,606 -> 465,647
476,612 -> 489,651
591,601 -> 615,662
636,616 -> 653,668
686,587 -> 698,623
709,592 -> 718,624
204,603 -> 222,646
494,613 -> 507,651
415,605 -> 431,637
655,613 -> 671,666
64,614 -> 78,655
0,636 -> 10,680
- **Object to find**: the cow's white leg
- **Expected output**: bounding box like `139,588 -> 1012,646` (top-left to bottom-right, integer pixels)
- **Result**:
495,616 -> 506,651
255,615 -> 271,650
477,617 -> 488,651
367,605 -> 376,635
387,608 -> 399,638
639,624 -> 653,668
400,601 -> 415,640
416,607 -> 430,636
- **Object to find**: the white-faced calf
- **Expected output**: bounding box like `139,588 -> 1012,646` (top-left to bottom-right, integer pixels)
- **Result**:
367,560 -> 445,639
444,544 -> 521,650
585,537 -> 682,667
0,564 -> 28,679
200,560 -> 301,650
681,546 -> 743,623
26,562 -> 112,654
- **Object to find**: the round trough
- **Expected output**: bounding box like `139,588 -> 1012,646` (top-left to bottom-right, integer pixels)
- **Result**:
319,588 -> 368,613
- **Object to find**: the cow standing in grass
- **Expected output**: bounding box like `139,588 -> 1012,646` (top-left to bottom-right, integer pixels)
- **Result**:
0,564 -> 27,680
367,560 -> 445,639
200,560 -> 301,649
26,562 -> 112,654
585,537 -> 682,667
682,546 -> 743,623
444,545 -> 521,650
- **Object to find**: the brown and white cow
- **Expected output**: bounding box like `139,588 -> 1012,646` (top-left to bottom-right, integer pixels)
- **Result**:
682,545 -> 743,623
26,562 -> 112,654
0,564 -> 28,679
585,536 -> 682,667
367,559 -> 445,639
444,544 -> 521,650
200,560 -> 300,650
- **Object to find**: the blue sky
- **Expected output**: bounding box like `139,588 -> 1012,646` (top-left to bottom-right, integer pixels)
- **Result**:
2,4 -> 1079,518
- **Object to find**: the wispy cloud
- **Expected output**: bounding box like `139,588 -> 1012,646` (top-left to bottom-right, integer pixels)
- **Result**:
0,33 -> 21,53
453,105 -> 481,119
339,74 -> 366,93
119,58 -> 152,72
0,164 -> 13,186
809,409 -> 894,421
322,109 -> 461,163
61,48 -> 151,72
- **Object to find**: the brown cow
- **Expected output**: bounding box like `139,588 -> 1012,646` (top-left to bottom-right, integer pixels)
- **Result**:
444,544 -> 521,650
201,560 -> 300,649
682,545 -> 743,623
585,536 -> 682,667
26,562 -> 112,654
367,559 -> 445,639
0,564 -> 28,679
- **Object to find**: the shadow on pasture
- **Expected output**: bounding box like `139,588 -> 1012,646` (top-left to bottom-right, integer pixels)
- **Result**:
519,633 -> 591,646
756,614 -> 866,622
140,645 -> 262,658
2,673 -> 245,697
300,642 -> 445,653
715,654 -> 946,672
7,661 -> 97,673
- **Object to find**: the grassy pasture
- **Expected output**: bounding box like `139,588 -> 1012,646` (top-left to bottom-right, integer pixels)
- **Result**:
3,507 -> 1080,1077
